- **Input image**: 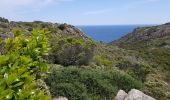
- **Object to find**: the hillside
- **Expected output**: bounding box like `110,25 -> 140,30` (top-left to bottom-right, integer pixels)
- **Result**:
111,23 -> 170,99
113,23 -> 170,46
0,17 -> 170,100
112,23 -> 170,74
0,17 -> 88,40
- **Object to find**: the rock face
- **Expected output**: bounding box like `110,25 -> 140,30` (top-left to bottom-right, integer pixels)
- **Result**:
115,89 -> 155,100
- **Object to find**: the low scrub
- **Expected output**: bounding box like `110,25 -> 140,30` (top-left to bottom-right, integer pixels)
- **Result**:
48,36 -> 96,66
46,66 -> 143,100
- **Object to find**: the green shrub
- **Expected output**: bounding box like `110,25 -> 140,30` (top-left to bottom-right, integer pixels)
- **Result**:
0,29 -> 51,99
0,22 -> 8,28
0,38 -> 5,54
49,36 -> 96,66
144,74 -> 168,100
46,66 -> 142,100
130,64 -> 152,82
165,92 -> 170,100
0,17 -> 9,23
58,23 -> 67,30
116,61 -> 152,82
94,55 -> 112,66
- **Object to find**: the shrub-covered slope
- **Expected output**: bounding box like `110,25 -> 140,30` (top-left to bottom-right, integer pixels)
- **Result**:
1,17 -> 169,100
112,23 -> 170,76
111,23 -> 170,99
0,17 -> 95,66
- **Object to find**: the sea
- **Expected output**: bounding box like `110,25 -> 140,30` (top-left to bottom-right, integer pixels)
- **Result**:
77,25 -> 152,43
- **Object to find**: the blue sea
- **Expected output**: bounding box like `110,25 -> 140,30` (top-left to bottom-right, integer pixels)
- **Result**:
77,25 -> 152,43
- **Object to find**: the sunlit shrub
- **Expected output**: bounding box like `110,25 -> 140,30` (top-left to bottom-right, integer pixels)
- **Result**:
0,29 -> 51,99
94,55 -> 112,66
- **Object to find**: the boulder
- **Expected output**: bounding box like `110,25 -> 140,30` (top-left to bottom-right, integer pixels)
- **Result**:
115,89 -> 155,100
115,90 -> 128,100
53,97 -> 68,100
125,89 -> 155,100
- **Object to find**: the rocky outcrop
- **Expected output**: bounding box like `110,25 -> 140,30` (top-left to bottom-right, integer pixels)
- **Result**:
57,24 -> 89,41
115,89 -> 155,100
0,32 -> 14,39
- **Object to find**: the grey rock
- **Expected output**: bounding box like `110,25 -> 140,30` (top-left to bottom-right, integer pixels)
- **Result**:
53,97 -> 68,100
0,32 -> 14,39
124,89 -> 155,100
115,90 -> 128,100
115,89 -> 155,100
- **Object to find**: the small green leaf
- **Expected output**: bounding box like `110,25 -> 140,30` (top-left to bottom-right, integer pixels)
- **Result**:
13,82 -> 24,88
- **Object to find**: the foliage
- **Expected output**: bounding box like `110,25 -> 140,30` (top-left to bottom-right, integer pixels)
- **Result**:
0,38 -> 5,54
94,55 -> 112,66
49,35 -> 96,66
46,66 -> 142,100
58,23 -> 67,30
0,17 -> 9,23
0,18 -> 169,100
116,61 -> 153,82
144,74 -> 169,100
0,29 -> 51,99
0,22 -> 9,29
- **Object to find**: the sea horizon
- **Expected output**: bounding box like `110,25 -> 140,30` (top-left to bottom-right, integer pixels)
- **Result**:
77,24 -> 155,43
76,24 -> 158,26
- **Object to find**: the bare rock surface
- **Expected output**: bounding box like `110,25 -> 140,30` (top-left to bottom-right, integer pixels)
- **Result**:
53,97 -> 68,100
115,89 -> 155,100
115,90 -> 128,100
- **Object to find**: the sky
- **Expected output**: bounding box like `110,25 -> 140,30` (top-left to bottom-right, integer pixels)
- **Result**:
0,0 -> 170,25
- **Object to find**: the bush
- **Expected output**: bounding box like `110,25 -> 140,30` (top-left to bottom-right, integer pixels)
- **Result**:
144,74 -> 169,100
0,22 -> 9,28
94,55 -> 112,66
0,17 -> 9,23
116,61 -> 152,82
46,66 -> 143,100
0,38 -> 5,54
58,23 -> 67,30
49,36 -> 96,66
0,29 -> 51,99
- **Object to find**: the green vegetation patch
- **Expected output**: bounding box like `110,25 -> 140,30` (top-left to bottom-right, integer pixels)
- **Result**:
48,35 -> 96,66
0,29 -> 51,99
46,66 -> 143,100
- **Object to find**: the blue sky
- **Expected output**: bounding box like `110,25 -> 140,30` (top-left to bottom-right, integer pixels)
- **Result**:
0,0 -> 170,25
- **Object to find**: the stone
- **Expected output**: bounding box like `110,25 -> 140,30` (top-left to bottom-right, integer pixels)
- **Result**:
115,90 -> 128,100
115,89 -> 156,100
124,89 -> 155,100
53,97 -> 68,100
